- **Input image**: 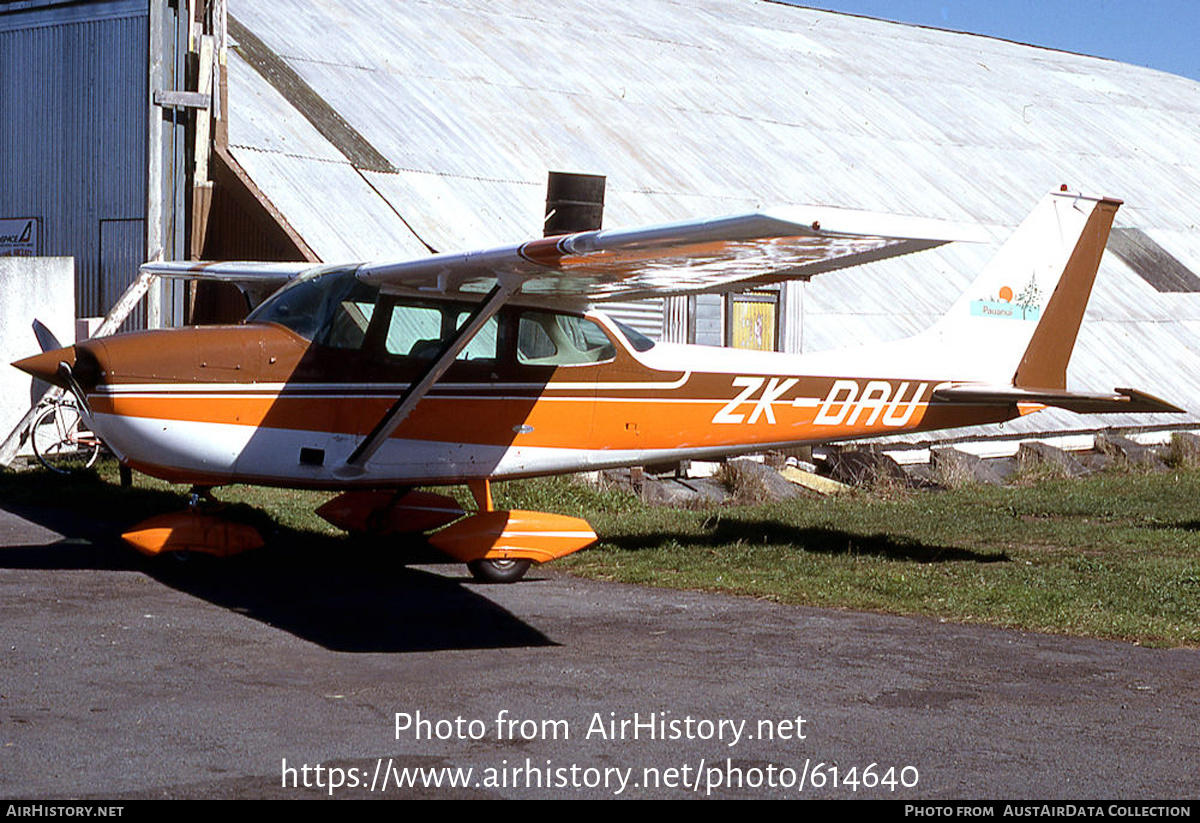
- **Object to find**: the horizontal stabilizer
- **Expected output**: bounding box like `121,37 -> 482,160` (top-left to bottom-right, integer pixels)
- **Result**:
933,384 -> 1185,414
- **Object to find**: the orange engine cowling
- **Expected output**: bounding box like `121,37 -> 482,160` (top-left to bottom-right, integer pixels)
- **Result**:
429,510 -> 596,564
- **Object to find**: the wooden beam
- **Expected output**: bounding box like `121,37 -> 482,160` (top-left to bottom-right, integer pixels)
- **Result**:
153,89 -> 212,109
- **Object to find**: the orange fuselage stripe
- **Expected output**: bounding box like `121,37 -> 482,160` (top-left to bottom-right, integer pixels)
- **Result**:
90,387 -> 1012,451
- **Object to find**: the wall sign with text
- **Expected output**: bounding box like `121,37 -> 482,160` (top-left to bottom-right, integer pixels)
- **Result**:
0,218 -> 39,256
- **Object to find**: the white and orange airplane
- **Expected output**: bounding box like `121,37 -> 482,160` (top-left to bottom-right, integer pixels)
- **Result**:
14,189 -> 1180,581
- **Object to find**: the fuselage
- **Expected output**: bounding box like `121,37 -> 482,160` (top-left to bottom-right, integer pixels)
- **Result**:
17,267 -> 1017,488
68,330 -> 1015,489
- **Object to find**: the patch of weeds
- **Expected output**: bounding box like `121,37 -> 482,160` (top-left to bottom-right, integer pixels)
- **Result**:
1009,456 -> 1071,487
853,462 -> 916,501
1162,433 -> 1200,470
493,474 -> 643,516
714,460 -> 772,504
1093,438 -> 1132,475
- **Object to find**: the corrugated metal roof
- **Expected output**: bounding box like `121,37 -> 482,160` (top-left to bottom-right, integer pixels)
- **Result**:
221,0 -> 1200,440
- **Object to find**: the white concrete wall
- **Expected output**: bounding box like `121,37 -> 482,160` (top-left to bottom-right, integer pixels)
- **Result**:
0,257 -> 75,452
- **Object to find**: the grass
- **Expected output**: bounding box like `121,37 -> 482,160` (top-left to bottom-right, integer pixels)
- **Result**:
544,470 -> 1200,647
2,459 -> 1198,647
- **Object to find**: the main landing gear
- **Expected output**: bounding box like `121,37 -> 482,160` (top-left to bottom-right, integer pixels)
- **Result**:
120,479 -> 596,583
427,479 -> 596,583
318,479 -> 597,583
466,558 -> 533,584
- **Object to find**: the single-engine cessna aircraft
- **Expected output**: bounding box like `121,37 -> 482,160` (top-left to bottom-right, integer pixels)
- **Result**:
14,189 -> 1181,581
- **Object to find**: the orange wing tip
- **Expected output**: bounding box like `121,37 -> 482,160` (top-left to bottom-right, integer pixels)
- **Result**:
122,512 -> 264,558
429,510 -> 597,564
1016,401 -> 1047,416
316,489 -> 465,535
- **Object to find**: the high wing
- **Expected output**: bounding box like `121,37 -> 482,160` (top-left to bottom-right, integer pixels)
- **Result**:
139,260 -> 315,306
141,205 -> 987,304
357,206 -> 989,302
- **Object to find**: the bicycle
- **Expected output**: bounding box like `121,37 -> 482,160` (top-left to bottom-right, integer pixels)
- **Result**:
29,394 -> 102,474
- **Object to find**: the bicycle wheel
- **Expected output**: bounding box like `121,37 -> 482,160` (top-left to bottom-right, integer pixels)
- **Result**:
31,404 -> 101,474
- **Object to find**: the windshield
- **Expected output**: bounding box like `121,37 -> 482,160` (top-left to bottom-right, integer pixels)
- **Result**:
247,266 -> 379,348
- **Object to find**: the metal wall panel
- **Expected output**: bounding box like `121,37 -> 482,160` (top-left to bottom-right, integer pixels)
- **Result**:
100,218 -> 146,330
595,299 -> 664,342
0,1 -> 147,319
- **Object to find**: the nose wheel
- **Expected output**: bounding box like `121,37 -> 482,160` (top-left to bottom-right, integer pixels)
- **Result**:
467,558 -> 532,584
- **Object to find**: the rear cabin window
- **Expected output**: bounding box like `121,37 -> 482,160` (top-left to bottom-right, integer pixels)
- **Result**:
517,312 -> 615,366
453,309 -> 499,362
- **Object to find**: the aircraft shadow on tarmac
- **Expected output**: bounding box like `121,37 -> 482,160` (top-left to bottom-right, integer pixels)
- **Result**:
0,473 -> 555,654
605,518 -> 1009,563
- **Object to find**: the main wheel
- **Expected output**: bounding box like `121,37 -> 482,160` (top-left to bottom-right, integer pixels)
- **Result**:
467,558 -> 532,583
31,404 -> 100,474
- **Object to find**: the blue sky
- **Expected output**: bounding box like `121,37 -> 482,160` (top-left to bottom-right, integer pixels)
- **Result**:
792,1 -> 1200,82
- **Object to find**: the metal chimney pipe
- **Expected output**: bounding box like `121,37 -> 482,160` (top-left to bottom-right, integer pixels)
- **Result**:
544,171 -> 606,236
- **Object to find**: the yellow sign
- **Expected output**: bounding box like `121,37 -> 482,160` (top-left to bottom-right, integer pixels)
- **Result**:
730,298 -> 776,351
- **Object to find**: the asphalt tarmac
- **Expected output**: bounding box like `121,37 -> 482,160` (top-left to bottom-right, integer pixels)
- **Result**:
0,501 -> 1197,800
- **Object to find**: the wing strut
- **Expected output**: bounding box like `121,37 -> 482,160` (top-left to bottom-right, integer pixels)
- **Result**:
340,279 -> 517,472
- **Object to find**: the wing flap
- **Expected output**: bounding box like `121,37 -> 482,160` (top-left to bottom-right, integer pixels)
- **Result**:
140,260 -> 318,306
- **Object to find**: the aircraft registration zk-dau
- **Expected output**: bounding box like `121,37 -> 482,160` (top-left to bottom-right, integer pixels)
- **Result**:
13,188 -> 1182,582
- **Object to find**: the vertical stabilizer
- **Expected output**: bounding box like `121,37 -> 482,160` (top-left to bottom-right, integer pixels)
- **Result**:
913,191 -> 1120,385
1012,197 -> 1120,389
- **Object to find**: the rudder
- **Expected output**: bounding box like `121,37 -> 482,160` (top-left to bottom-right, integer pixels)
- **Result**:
1012,196 -> 1120,389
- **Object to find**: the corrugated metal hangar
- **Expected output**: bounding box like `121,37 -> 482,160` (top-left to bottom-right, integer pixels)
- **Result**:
4,0 -> 1200,446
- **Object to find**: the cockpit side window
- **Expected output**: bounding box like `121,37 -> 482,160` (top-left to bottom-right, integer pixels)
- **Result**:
383,304 -> 444,357
378,301 -> 500,362
324,300 -> 375,349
